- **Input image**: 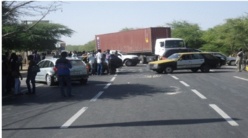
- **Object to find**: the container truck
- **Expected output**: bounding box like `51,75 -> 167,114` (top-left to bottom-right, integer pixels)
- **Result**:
95,27 -> 185,63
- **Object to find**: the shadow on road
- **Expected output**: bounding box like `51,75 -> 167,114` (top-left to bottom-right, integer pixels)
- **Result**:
2,118 -> 240,130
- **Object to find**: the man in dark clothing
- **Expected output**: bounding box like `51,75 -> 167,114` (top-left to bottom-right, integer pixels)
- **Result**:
55,52 -> 72,97
33,50 -> 41,64
26,55 -> 38,95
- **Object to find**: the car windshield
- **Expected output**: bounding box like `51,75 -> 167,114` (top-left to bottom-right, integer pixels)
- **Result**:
167,53 -> 180,60
165,40 -> 185,48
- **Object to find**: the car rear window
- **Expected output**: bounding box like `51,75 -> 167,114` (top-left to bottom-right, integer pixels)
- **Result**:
70,60 -> 84,66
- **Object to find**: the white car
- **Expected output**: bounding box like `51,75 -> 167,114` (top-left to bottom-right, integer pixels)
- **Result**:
35,58 -> 88,86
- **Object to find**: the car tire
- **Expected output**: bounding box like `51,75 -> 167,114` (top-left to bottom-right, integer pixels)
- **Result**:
216,62 -> 221,68
164,66 -> 173,74
191,68 -> 198,73
156,69 -> 163,74
46,75 -> 54,86
200,64 -> 210,73
125,60 -> 132,66
80,79 -> 88,85
230,60 -> 236,66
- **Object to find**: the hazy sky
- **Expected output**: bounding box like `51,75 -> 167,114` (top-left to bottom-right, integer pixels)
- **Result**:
24,1 -> 248,45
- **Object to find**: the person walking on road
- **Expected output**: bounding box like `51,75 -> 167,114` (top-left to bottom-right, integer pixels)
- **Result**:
242,50 -> 247,71
95,49 -> 103,75
11,54 -> 23,95
26,55 -> 38,95
236,48 -> 244,72
55,52 -> 72,97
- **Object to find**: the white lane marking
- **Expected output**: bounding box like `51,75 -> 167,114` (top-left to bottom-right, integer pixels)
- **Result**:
234,76 -> 248,81
209,104 -> 239,126
61,107 -> 88,129
191,89 -> 207,99
110,77 -> 116,82
180,81 -> 190,87
104,83 -> 111,89
171,75 -> 179,80
90,91 -> 104,102
114,74 -> 118,77
166,92 -> 181,95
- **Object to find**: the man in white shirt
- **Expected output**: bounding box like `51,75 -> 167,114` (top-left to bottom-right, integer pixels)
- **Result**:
95,49 -> 103,75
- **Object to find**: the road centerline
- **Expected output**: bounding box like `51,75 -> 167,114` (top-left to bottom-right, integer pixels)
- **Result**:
209,104 -> 239,126
90,91 -> 104,102
234,76 -> 248,81
191,89 -> 207,99
61,107 -> 88,129
180,81 -> 190,87
104,83 -> 111,89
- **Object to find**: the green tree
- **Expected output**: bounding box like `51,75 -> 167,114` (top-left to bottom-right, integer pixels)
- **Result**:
2,22 -> 74,51
167,20 -> 204,49
201,14 -> 248,55
2,1 -> 71,51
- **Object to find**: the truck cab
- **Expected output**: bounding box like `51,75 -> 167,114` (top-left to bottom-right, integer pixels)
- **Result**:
155,38 -> 186,58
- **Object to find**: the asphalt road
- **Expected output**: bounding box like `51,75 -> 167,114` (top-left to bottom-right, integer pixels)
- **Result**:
2,64 -> 248,138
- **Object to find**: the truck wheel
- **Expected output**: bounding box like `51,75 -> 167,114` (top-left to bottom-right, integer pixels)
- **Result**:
125,60 -> 132,66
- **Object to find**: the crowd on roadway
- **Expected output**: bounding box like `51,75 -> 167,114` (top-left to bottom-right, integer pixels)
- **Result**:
2,50 -> 42,97
56,49 -> 122,75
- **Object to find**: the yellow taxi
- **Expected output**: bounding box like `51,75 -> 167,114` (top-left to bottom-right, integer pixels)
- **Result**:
148,52 -> 220,74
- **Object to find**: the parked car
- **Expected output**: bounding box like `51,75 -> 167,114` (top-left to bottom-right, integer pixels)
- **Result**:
35,58 -> 89,86
148,52 -> 220,74
161,48 -> 201,60
204,52 -> 227,68
226,56 -> 236,66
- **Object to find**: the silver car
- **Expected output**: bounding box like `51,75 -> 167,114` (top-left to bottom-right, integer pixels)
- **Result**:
35,58 -> 89,86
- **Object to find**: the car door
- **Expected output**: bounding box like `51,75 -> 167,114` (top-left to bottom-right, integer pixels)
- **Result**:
37,60 -> 51,81
177,54 -> 192,69
36,61 -> 45,81
190,54 -> 204,68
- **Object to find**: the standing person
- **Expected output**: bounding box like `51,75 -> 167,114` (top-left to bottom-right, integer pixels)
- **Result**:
11,54 -> 23,95
95,49 -> 103,75
87,52 -> 96,75
26,55 -> 38,95
236,48 -> 244,72
41,53 -> 46,60
33,50 -> 41,64
55,52 -> 72,97
242,50 -> 247,71
17,55 -> 23,70
105,49 -> 111,74
2,55 -> 9,95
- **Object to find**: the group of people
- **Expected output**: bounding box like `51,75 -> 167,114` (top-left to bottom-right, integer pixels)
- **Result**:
235,48 -> 247,72
2,51 -> 42,96
87,49 -> 119,75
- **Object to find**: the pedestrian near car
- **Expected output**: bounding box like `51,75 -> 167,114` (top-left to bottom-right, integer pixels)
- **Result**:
242,50 -> 247,71
33,50 -> 41,64
26,55 -> 38,95
87,52 -> 96,75
236,48 -> 243,72
55,52 -> 72,97
17,55 -> 23,70
11,54 -> 23,95
95,49 -> 103,75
